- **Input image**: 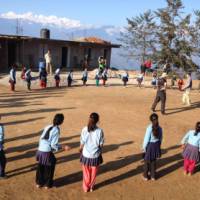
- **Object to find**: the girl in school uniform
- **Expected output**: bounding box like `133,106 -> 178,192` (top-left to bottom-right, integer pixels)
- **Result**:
142,113 -> 163,181
102,68 -> 108,86
25,68 -> 32,90
0,116 -> 6,179
54,68 -> 61,88
151,71 -> 157,89
95,69 -> 101,86
82,68 -> 88,86
136,73 -> 144,88
20,66 -> 27,80
9,65 -> 16,91
39,68 -> 48,88
80,113 -> 104,192
122,70 -> 129,86
181,122 -> 200,176
67,70 -> 73,87
35,114 -> 71,189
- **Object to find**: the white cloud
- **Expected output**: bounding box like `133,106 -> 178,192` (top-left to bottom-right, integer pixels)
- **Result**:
0,11 -> 93,29
105,27 -> 125,36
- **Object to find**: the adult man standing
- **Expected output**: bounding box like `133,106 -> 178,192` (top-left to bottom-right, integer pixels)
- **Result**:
182,72 -> 192,106
45,50 -> 52,75
151,73 -> 168,115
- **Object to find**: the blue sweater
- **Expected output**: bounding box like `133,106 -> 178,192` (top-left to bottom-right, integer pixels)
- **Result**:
143,124 -> 163,151
181,130 -> 200,150
38,125 -> 62,152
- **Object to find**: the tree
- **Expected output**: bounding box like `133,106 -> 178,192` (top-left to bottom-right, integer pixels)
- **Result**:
120,0 -> 199,71
155,0 -> 197,70
119,10 -> 157,63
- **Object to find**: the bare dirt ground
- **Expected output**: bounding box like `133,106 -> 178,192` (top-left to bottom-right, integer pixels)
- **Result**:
0,80 -> 200,200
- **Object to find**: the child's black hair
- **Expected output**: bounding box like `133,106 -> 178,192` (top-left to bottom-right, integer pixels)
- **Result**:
88,113 -> 99,132
194,122 -> 200,136
150,113 -> 160,138
43,114 -> 64,140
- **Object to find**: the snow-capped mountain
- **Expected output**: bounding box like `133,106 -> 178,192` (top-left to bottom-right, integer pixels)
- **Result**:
0,12 -> 139,69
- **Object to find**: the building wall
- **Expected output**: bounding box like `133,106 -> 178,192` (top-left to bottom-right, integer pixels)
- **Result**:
69,45 -> 112,69
0,40 -> 8,71
0,38 -> 113,72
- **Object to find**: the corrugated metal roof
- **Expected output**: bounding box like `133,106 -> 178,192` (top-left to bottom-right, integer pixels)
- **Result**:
0,34 -> 121,48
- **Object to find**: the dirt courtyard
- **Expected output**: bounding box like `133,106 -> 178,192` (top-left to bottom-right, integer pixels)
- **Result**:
0,83 -> 200,200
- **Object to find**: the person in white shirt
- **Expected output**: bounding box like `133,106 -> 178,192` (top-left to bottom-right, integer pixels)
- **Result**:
79,113 -> 104,192
67,70 -> 73,87
122,70 -> 129,86
9,65 -> 16,91
45,50 -> 52,75
36,114 -> 71,189
82,68 -> 88,86
137,73 -> 144,88
54,68 -> 61,88
25,68 -> 32,90
102,68 -> 108,86
182,72 -> 192,106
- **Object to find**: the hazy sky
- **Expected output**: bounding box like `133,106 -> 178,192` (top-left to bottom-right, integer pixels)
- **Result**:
0,0 -> 199,26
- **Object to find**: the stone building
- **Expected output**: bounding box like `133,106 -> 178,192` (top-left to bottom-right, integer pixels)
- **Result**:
0,31 -> 120,72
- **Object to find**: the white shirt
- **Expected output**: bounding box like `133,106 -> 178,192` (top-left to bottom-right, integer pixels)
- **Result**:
80,126 -> 104,158
38,125 -> 61,152
45,52 -> 52,63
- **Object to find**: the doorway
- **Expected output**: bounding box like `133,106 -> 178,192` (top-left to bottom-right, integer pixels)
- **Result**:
61,47 -> 68,67
8,41 -> 17,66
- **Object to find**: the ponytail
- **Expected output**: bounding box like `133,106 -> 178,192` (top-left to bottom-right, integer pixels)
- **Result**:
42,113 -> 64,140
152,124 -> 160,138
43,126 -> 54,140
88,113 -> 99,132
150,113 -> 160,138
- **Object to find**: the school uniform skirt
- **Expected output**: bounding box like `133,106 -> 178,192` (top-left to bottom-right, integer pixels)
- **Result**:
82,77 -> 87,83
80,154 -> 103,167
182,144 -> 199,162
36,151 -> 57,187
144,141 -> 161,161
122,77 -> 128,82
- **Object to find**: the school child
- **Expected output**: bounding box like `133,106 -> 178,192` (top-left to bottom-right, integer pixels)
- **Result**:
0,116 -> 6,179
178,78 -> 184,91
54,68 -> 61,88
171,75 -> 177,88
181,122 -> 200,176
80,113 -> 104,192
182,73 -> 192,106
98,56 -> 106,73
9,65 -> 16,91
82,68 -> 88,86
142,113 -> 163,181
21,66 -> 27,80
39,68 -> 48,88
137,73 -> 144,88
122,71 -> 129,86
151,71 -> 157,89
102,68 -> 108,86
25,68 -> 32,90
67,70 -> 73,87
35,114 -> 71,189
95,69 -> 101,86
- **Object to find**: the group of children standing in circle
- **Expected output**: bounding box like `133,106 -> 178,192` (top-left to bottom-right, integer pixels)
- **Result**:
0,112 -> 200,192
8,55 -> 131,92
